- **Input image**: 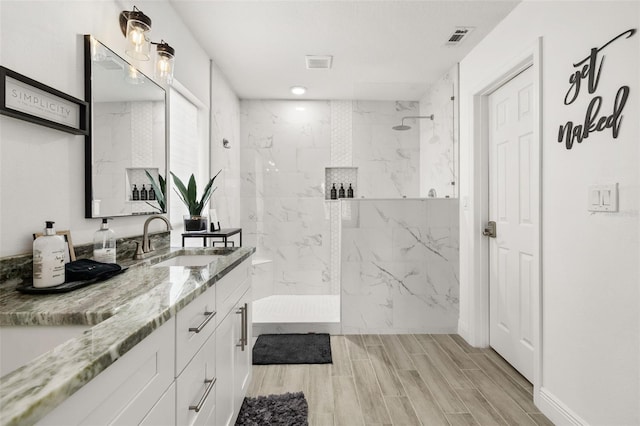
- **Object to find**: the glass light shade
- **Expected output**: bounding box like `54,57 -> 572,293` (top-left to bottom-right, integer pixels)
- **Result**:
125,19 -> 151,61
155,45 -> 175,84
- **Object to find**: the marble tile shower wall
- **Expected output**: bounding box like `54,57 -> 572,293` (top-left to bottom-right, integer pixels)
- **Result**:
352,101 -> 421,198
240,101 -> 332,295
341,199 -> 459,333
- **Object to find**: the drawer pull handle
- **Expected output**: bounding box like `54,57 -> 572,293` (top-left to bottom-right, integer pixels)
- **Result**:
235,303 -> 248,351
189,311 -> 216,333
188,377 -> 216,412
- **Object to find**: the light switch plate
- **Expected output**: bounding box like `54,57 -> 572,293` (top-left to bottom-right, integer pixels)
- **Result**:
588,183 -> 618,212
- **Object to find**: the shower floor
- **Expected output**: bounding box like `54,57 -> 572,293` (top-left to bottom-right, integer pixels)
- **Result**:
252,295 -> 341,335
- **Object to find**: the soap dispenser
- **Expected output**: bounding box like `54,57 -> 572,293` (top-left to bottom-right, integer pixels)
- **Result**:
140,185 -> 148,201
338,184 -> 346,198
33,221 -> 66,288
94,218 -> 116,264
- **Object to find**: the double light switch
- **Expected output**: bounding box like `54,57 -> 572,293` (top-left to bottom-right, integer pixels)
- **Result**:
588,183 -> 618,212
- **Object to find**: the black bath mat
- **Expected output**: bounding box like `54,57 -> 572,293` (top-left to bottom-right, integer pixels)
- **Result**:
252,333 -> 332,365
235,392 -> 308,426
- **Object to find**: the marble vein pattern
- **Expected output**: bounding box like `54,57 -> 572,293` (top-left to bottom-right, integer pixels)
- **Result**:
0,246 -> 255,426
240,100 -> 331,295
341,199 -> 459,334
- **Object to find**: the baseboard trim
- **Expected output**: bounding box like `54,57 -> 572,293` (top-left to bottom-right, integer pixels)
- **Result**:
457,319 -> 469,341
538,387 -> 588,426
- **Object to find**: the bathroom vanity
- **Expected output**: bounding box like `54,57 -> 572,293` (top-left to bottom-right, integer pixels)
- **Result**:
0,246 -> 254,426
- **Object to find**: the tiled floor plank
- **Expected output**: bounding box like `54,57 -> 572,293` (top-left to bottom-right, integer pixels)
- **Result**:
482,349 -> 535,393
431,334 -> 479,370
463,369 -> 537,426
309,364 -> 335,415
380,334 -> 415,370
331,335 -> 353,377
333,375 -> 365,426
397,334 -> 425,354
346,334 -> 370,360
384,396 -> 420,425
530,412 -> 556,426
246,364 -> 267,397
421,339 -> 475,389
367,345 -> 406,396
449,334 -> 485,354
409,353 -> 468,413
362,334 -> 383,346
352,359 -> 392,424
454,388 -> 508,425
396,370 -> 450,426
445,413 -> 480,426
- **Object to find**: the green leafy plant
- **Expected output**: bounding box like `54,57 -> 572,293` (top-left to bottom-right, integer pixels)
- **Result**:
145,170 -> 166,213
170,170 -> 222,216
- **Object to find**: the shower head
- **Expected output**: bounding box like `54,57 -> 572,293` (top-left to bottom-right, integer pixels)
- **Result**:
392,114 -> 434,131
392,124 -> 412,131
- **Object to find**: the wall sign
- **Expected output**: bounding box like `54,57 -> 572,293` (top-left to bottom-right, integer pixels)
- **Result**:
558,28 -> 636,150
0,66 -> 88,135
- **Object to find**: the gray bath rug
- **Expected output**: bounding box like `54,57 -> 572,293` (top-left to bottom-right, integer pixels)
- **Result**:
235,392 -> 308,426
252,333 -> 332,365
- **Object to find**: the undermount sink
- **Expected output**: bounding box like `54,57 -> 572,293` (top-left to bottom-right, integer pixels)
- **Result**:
152,255 -> 219,268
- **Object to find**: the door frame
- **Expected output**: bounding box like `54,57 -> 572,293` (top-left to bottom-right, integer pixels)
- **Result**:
468,38 -> 542,397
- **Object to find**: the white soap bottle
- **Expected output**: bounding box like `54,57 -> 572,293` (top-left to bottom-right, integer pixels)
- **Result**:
33,221 -> 66,288
94,218 -> 116,263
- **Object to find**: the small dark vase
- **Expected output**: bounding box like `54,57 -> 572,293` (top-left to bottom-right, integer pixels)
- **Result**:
183,215 -> 207,232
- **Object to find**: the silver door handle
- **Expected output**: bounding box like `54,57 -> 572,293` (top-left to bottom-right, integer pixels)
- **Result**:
236,305 -> 246,351
482,221 -> 497,238
188,311 -> 216,333
188,377 -> 216,412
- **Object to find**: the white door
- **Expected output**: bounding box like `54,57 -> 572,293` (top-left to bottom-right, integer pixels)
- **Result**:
488,66 -> 536,382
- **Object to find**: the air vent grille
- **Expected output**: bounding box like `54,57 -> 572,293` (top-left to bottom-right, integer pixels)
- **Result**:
446,27 -> 474,46
306,55 -> 333,70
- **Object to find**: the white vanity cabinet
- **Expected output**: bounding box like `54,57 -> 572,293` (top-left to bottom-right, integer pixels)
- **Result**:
38,317 -> 176,426
36,256 -> 252,426
215,261 -> 252,426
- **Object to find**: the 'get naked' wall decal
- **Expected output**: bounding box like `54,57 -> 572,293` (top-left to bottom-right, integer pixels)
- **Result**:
558,28 -> 636,150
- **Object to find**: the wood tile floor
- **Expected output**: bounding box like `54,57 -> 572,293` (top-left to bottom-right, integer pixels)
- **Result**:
247,334 -> 554,426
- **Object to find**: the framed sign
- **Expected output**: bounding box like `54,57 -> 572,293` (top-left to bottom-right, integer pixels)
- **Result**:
0,66 -> 89,135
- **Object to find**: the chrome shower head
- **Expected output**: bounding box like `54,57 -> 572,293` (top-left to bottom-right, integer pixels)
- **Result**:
391,114 -> 434,131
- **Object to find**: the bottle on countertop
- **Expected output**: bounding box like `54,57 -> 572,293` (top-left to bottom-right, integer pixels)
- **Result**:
148,185 -> 156,200
338,183 -> 345,198
347,183 -> 354,198
93,218 -> 116,264
140,185 -> 148,201
33,221 -> 66,288
132,184 -> 140,201
330,183 -> 337,200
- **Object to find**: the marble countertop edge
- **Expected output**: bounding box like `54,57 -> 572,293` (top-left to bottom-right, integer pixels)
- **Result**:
0,246 -> 255,426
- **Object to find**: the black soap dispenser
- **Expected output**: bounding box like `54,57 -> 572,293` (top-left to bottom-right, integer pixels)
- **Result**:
132,185 -> 140,201
338,184 -> 345,198
347,183 -> 354,198
330,183 -> 337,200
148,185 -> 156,201
140,185 -> 148,201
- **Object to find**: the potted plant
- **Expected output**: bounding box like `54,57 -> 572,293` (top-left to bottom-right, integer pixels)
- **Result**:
171,170 -> 221,232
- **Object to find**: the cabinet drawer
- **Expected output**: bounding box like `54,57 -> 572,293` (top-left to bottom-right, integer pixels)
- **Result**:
176,283 -> 217,375
176,332 -> 217,426
216,259 -> 250,320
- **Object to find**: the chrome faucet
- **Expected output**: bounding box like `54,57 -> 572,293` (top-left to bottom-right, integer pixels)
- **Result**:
134,215 -> 172,260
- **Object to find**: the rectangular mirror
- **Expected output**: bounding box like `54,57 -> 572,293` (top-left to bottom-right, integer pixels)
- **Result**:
84,35 -> 167,218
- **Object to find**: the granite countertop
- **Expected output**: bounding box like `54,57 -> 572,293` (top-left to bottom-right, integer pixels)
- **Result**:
0,246 -> 255,426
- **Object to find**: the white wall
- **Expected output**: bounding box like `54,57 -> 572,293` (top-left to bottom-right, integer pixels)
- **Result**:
458,1 -> 639,424
0,0 -> 212,257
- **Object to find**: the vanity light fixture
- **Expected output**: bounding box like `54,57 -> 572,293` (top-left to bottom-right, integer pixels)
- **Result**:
290,86 -> 307,95
153,40 -> 175,84
119,6 -> 176,84
119,6 -> 152,61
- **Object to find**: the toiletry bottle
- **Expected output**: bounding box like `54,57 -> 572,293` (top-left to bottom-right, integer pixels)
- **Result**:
149,185 -> 156,201
94,218 -> 116,264
140,184 -> 148,201
330,183 -> 337,200
338,183 -> 345,198
132,184 -> 140,201
33,221 -> 66,288
347,183 -> 354,198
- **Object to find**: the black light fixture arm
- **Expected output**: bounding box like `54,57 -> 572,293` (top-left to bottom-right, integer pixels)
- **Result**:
119,6 -> 152,38
399,115 -> 434,126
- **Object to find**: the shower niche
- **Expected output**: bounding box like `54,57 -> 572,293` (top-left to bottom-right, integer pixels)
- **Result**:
325,167 -> 357,200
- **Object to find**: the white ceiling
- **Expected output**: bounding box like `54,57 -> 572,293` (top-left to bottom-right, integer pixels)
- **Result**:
170,0 -> 520,101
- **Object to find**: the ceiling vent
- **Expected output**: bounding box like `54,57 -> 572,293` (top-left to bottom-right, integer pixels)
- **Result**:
446,27 -> 474,46
305,55 -> 333,70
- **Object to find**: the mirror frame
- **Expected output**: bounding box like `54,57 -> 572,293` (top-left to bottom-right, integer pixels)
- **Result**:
83,34 -> 168,218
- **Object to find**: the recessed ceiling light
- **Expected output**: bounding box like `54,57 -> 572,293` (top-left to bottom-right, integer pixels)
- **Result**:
290,86 -> 306,95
